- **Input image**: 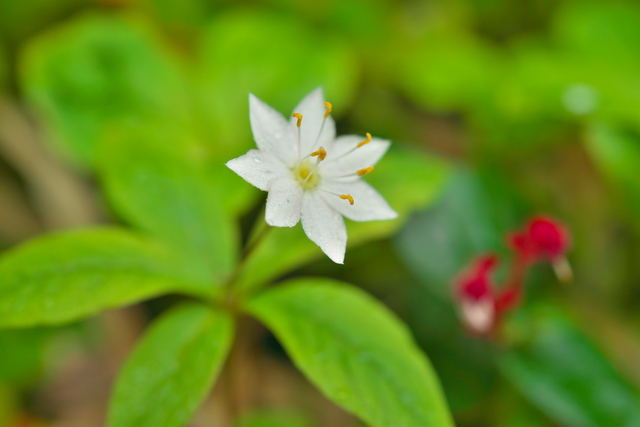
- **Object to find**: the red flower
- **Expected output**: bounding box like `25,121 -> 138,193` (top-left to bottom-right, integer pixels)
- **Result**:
453,216 -> 572,338
509,216 -> 572,282
454,255 -> 499,335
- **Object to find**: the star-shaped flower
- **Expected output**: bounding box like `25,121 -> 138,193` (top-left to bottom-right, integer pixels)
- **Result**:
226,88 -> 398,264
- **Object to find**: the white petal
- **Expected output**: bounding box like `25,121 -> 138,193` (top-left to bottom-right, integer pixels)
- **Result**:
301,190 -> 346,264
226,149 -> 289,191
265,177 -> 303,227
321,180 -> 398,222
461,297 -> 495,334
290,88 -> 336,157
249,93 -> 298,166
322,135 -> 391,177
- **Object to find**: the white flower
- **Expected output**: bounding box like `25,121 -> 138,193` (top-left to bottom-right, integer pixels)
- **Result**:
226,88 -> 397,264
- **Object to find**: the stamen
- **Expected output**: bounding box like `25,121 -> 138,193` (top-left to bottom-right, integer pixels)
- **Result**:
313,102 -> 333,147
334,166 -> 376,180
357,166 -> 374,176
339,194 -> 355,205
293,113 -> 303,156
326,132 -> 375,164
320,189 -> 355,206
357,132 -> 372,148
311,146 -> 327,161
324,102 -> 332,118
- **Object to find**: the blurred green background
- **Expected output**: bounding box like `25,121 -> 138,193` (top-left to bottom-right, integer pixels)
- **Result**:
1,0 -> 640,426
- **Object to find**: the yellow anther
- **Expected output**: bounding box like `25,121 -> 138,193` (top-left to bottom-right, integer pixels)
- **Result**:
324,102 -> 333,118
340,194 -> 355,205
292,113 -> 303,127
357,166 -> 374,176
357,132 -> 372,148
311,146 -> 327,161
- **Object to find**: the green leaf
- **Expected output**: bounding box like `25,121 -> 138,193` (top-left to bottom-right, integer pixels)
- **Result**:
585,123 -> 640,222
108,303 -> 234,427
19,13 -> 189,168
540,3 -> 640,125
0,328 -> 50,385
195,9 -> 359,161
350,147 -> 450,243
403,282 -> 499,413
0,228 -> 204,328
555,2 -> 640,61
139,0 -> 215,28
235,148 -> 450,291
246,279 -> 454,427
500,308 -> 640,426
205,154 -> 258,218
0,0 -> 86,41
493,382 -> 551,427
99,125 -> 238,284
395,167 -> 522,299
394,26 -> 500,112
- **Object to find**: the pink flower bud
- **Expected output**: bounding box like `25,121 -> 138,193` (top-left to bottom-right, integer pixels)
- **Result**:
453,216 -> 573,337
454,255 -> 498,335
508,216 -> 570,262
508,216 -> 572,282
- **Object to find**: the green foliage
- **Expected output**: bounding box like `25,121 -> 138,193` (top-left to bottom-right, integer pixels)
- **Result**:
402,282 -> 499,413
0,0 -> 86,41
395,27 -> 500,112
109,303 -> 234,427
396,167 -> 521,298
20,13 -> 189,168
0,228 -> 204,328
135,0 -> 216,28
551,2 -> 640,125
500,308 -> 640,426
99,125 -> 238,284
236,148 -> 450,291
264,0 -> 393,46
247,279 -> 454,427
554,1 -> 640,59
0,328 -> 49,386
585,123 -> 640,220
4,1 -> 640,425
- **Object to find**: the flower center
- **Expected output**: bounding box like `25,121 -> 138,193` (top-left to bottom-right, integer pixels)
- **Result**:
290,104 -> 375,204
294,160 -> 321,189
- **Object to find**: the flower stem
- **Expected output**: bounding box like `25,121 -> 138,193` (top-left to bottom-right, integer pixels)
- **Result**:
496,253 -> 529,313
221,315 -> 262,424
218,222 -> 271,424
222,219 -> 272,302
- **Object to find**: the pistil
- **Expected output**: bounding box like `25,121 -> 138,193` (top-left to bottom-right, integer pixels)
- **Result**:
303,146 -> 326,183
